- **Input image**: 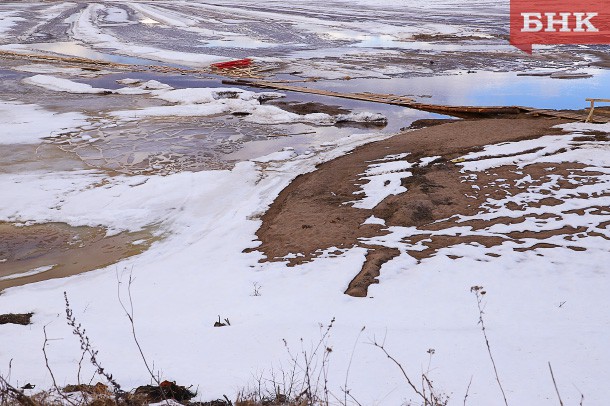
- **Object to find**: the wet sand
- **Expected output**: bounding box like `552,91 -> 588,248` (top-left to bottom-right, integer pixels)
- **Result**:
0,222 -> 156,291
253,117 -> 580,296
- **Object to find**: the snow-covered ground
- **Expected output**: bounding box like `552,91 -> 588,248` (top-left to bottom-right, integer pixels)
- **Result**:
0,1 -> 609,405
0,100 -> 87,145
1,96 -> 610,405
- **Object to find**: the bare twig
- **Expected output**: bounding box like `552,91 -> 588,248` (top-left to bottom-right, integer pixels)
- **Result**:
0,375 -> 36,406
116,270 -> 171,405
43,325 -> 78,406
77,348 -> 86,386
251,282 -> 262,297
116,271 -> 159,384
339,389 -> 363,406
6,359 -> 12,383
343,326 -> 365,406
463,376 -> 473,405
276,318 -> 335,404
370,339 -> 428,404
64,292 -> 122,394
471,286 -> 508,406
573,384 -> 585,406
548,362 -> 564,406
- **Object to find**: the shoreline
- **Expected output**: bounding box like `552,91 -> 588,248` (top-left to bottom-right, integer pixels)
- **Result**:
254,116 -> 574,296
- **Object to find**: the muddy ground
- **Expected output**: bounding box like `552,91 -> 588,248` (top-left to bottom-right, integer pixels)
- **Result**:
0,222 -> 155,291
252,116 -> 600,297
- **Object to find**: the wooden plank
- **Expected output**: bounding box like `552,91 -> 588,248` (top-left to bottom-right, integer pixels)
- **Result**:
222,79 -> 604,122
586,98 -> 610,102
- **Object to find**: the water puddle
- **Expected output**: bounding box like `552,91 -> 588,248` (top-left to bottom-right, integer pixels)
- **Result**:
84,71 -> 224,90
0,222 -> 157,291
306,69 -> 610,110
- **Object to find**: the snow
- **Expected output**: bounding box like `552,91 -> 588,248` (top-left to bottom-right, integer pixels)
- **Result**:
0,265 -> 55,281
14,64 -> 113,78
458,125 -> 610,172
2,120 -> 608,404
252,149 -> 297,163
104,82 -> 388,126
362,216 -> 386,226
0,10 -> 24,35
17,75 -> 375,127
350,154 -> 442,209
102,7 -> 130,24
22,75 -> 112,94
0,100 -> 88,145
70,4 -> 231,67
351,171 -> 409,209
0,1 -> 609,404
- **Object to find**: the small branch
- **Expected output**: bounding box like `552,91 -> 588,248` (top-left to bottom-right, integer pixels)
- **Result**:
463,376 -> 473,406
345,389 -> 363,406
116,270 -> 171,405
548,362 -> 564,406
116,271 -> 159,385
77,348 -> 86,386
371,340 -> 428,404
43,325 -> 78,406
0,375 -> 36,406
343,326 -> 365,406
64,292 -> 122,394
471,286 -> 509,406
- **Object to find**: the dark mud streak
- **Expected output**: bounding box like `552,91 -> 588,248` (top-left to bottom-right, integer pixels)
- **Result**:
0,313 -> 33,326
344,247 -> 401,297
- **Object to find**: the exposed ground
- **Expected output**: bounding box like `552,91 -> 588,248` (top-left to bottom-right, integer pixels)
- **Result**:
253,117 -> 600,296
0,222 -> 155,291
0,313 -> 32,326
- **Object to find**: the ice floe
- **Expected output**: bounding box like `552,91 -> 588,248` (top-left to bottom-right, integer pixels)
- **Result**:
0,100 -> 88,145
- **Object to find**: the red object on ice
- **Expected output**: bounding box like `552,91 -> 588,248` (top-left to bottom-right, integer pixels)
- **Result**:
210,58 -> 253,69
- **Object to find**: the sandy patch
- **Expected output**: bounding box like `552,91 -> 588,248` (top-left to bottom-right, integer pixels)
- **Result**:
253,117 -> 581,296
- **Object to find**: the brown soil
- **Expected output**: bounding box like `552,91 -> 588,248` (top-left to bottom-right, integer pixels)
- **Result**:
404,118 -> 461,130
253,117 -> 581,296
0,312 -> 33,325
0,222 -> 156,291
344,247 -> 401,297
267,101 -> 351,116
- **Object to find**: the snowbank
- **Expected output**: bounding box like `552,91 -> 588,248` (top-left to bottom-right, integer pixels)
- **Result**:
22,75 -> 113,94
0,100 -> 88,145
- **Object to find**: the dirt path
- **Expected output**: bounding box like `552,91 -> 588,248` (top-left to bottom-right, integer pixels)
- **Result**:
254,117 -> 571,296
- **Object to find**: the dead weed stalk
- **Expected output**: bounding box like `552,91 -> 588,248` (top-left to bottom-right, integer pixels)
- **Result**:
470,286 -> 508,406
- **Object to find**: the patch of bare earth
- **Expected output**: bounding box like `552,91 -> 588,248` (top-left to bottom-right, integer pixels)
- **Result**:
254,117 -> 610,297
0,312 -> 33,325
0,222 -> 156,291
